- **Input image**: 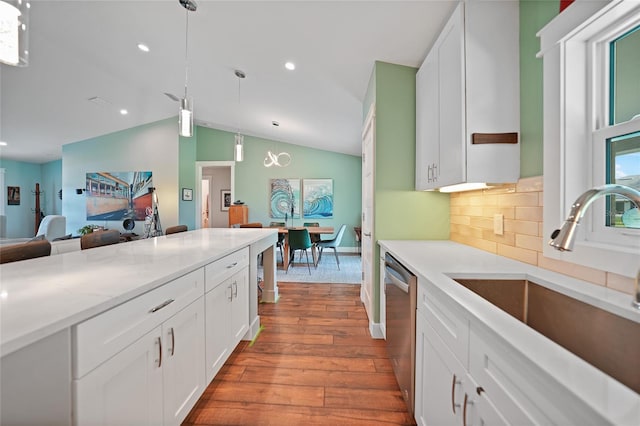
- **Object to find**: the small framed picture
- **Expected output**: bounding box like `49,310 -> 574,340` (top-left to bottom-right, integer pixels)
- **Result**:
221,190 -> 231,211
182,188 -> 193,201
7,186 -> 20,205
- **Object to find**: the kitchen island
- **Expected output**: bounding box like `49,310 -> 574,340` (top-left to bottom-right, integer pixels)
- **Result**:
0,228 -> 278,425
379,240 -> 639,425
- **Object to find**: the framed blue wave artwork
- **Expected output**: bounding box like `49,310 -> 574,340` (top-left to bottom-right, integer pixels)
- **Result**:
303,179 -> 333,218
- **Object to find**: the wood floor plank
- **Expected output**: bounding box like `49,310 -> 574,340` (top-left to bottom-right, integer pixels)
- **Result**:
324,387 -> 409,411
334,334 -> 388,347
204,381 -> 325,407
256,332 -> 334,345
183,282 -> 416,426
232,352 -> 378,372
185,401 -> 416,426
238,366 -> 400,390
298,317 -> 370,327
246,342 -> 389,359
263,324 -> 372,337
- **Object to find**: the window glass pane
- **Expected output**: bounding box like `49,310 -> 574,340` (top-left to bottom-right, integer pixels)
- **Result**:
610,26 -> 640,125
606,131 -> 640,228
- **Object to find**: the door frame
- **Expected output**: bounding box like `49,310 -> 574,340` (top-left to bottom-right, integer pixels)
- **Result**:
195,161 -> 235,229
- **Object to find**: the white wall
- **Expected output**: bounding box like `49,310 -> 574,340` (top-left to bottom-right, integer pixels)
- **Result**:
62,119 -> 179,235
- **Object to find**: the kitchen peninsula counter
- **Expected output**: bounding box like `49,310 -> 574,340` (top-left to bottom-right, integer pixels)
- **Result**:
0,228 -> 278,358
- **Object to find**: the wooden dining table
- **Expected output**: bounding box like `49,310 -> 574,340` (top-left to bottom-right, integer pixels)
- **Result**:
272,226 -> 334,269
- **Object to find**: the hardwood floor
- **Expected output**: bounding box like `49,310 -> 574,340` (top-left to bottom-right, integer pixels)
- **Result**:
183,282 -> 416,426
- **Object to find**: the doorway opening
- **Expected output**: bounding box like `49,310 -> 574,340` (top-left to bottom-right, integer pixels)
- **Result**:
195,161 -> 234,228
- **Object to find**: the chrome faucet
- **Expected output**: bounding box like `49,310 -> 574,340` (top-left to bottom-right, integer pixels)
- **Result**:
548,184 -> 640,309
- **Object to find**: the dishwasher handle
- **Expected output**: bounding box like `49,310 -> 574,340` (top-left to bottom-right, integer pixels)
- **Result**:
387,271 -> 410,293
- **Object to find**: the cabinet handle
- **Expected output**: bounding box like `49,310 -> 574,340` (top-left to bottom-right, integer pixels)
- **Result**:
169,327 -> 175,357
232,280 -> 238,298
427,165 -> 433,182
451,374 -> 461,414
149,298 -> 174,313
363,232 -> 371,237
226,262 -> 238,269
462,393 -> 470,426
433,163 -> 438,181
156,336 -> 162,368
476,386 -> 485,396
227,285 -> 233,301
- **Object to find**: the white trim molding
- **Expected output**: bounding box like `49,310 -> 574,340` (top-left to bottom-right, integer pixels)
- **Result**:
538,0 -> 640,278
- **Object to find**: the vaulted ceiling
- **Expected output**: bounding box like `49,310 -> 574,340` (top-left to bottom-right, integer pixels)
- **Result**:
0,0 -> 457,163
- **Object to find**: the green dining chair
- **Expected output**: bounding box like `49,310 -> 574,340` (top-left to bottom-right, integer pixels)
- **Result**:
303,222 -> 321,244
286,228 -> 313,275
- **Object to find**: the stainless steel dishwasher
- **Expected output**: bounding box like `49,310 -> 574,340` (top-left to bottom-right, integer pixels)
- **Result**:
384,252 -> 417,417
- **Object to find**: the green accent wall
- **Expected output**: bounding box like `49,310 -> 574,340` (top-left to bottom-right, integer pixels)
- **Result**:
520,0 -> 559,177
194,126 -> 362,248
179,128 -> 198,228
369,61 -> 450,322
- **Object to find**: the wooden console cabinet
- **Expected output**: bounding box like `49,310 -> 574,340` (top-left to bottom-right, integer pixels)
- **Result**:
228,205 -> 248,227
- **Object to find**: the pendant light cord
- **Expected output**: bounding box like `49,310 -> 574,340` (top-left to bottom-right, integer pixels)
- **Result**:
184,7 -> 190,98
237,73 -> 241,133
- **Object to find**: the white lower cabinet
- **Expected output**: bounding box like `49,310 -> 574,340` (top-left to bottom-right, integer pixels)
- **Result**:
415,311 -> 465,426
415,280 -> 535,426
162,298 -> 206,424
205,266 -> 249,383
73,267 -> 208,426
74,298 -> 205,426
414,278 -> 607,426
74,326 -> 164,426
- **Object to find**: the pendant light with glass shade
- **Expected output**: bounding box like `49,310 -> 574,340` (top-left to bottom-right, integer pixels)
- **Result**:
0,0 -> 30,67
234,69 -> 246,162
178,0 -> 196,137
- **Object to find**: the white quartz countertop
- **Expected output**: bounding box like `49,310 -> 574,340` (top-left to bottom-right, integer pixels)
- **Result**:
379,240 -> 640,425
0,228 -> 277,358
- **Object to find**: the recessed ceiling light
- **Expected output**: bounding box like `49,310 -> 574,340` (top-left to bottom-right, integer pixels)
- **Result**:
285,62 -> 295,71
120,109 -> 128,115
0,141 -> 7,146
137,43 -> 150,53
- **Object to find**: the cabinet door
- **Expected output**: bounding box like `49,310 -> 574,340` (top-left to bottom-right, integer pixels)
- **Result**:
205,280 -> 232,383
229,268 -> 249,346
415,49 -> 439,190
415,313 -> 464,426
74,327 -> 164,426
162,298 -> 206,426
437,2 -> 466,188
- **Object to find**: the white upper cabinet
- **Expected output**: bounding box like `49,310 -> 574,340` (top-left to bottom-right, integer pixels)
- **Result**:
416,1 -> 520,191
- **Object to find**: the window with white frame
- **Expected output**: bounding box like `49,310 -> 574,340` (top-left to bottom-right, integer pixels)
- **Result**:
591,17 -> 640,246
539,0 -> 640,278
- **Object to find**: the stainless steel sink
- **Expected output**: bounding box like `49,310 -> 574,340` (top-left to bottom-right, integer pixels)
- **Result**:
453,278 -> 640,394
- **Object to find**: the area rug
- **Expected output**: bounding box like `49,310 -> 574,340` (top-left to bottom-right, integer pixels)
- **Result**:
260,252 -> 362,284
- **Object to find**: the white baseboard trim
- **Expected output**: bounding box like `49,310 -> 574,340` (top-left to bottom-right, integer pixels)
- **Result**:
369,322 -> 384,339
246,315 -> 261,341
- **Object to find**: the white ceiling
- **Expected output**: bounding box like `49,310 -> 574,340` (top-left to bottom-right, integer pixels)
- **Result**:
0,0 -> 457,164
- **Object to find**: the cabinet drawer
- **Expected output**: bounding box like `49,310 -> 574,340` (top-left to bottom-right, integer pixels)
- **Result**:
73,268 -> 204,379
205,248 -> 249,292
469,324 -> 603,426
418,279 -> 469,367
